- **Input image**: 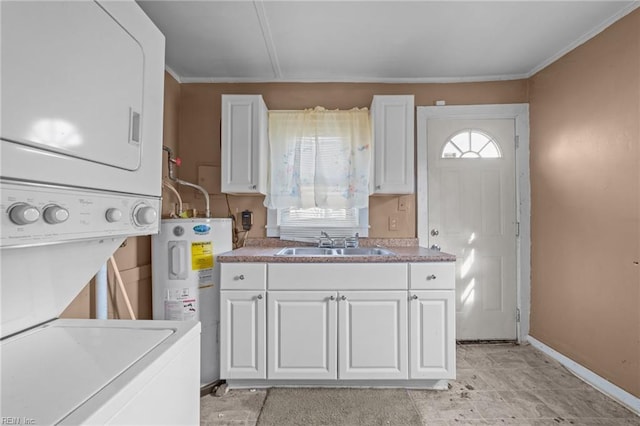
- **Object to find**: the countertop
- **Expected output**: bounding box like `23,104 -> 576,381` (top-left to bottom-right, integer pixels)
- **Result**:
217,238 -> 455,263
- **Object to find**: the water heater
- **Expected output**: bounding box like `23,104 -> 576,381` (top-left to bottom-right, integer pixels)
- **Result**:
152,218 -> 232,387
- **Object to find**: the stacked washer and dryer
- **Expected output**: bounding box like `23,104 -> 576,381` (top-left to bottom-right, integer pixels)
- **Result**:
1,1 -> 200,424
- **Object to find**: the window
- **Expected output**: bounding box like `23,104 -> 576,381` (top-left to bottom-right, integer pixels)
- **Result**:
265,107 -> 371,240
442,129 -> 502,159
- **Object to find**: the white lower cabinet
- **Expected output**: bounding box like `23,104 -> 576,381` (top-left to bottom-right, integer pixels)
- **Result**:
220,261 -> 455,385
339,291 -> 408,379
220,290 -> 266,379
409,290 -> 455,379
267,291 -> 408,380
268,292 -> 337,379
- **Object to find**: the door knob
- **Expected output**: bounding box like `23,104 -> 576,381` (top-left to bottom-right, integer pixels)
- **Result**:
430,229 -> 439,236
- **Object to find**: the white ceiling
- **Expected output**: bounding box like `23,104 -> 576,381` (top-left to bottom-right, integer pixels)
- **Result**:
136,1 -> 639,83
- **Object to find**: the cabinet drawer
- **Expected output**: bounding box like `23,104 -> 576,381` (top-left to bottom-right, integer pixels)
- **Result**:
409,263 -> 455,290
268,263 -> 407,290
221,263 -> 266,290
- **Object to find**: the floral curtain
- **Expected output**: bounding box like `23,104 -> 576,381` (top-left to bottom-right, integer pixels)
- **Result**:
264,106 -> 371,210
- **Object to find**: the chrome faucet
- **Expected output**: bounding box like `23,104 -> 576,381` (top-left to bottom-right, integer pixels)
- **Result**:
345,232 -> 359,248
318,231 -> 334,248
318,231 -> 359,248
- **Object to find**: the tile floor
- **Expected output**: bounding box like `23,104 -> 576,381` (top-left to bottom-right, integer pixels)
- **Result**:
200,343 -> 640,425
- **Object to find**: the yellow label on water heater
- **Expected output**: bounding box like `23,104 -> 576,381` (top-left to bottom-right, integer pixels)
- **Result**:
191,241 -> 213,270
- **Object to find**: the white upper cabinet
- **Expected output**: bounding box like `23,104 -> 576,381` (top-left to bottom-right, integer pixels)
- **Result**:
221,95 -> 268,194
370,95 -> 415,194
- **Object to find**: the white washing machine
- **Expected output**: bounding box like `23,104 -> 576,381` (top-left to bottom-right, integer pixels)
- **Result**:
0,184 -> 202,425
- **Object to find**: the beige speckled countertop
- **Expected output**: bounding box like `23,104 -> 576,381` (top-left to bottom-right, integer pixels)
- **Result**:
218,238 -> 455,263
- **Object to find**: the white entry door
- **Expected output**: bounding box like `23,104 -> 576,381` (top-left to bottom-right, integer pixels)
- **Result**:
424,117 -> 517,340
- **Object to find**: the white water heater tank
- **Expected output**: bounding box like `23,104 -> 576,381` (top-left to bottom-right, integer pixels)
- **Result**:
152,218 -> 232,387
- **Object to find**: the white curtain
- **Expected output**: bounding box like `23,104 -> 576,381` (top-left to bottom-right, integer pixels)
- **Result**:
264,107 -> 371,210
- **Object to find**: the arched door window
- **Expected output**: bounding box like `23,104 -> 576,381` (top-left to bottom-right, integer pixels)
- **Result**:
442,129 -> 502,159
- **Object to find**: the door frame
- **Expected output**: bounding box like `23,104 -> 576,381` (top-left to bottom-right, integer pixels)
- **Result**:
416,104 -> 530,342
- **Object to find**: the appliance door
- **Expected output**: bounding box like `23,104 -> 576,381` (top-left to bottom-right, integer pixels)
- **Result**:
0,0 -> 165,197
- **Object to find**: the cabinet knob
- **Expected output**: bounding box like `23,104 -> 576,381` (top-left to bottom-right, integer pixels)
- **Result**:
426,274 -> 436,280
430,228 -> 439,236
376,185 -> 381,190
257,294 -> 263,300
329,295 -> 336,301
411,294 -> 419,300
341,295 -> 347,301
430,244 -> 441,251
250,184 -> 257,190
236,274 -> 245,280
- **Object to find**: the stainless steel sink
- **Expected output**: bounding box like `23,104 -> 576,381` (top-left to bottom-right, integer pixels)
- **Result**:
275,247 -> 396,256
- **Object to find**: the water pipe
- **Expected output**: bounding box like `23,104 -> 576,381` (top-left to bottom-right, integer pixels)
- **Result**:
163,146 -> 211,218
95,263 -> 108,319
162,180 -> 183,217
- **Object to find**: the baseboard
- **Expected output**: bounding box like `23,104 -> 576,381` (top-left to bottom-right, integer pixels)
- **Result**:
527,335 -> 640,415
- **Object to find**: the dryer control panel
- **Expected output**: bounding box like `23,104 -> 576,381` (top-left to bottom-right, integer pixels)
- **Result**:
1,181 -> 159,247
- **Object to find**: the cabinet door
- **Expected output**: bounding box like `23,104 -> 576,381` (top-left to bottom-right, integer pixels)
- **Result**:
338,291 -> 408,379
371,95 -> 415,194
268,291 -> 337,379
409,290 -> 456,379
220,291 -> 266,379
221,95 -> 267,194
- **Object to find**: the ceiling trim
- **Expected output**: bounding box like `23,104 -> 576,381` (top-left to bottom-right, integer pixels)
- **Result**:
165,65 -> 182,83
253,0 -> 282,80
527,1 -> 640,78
177,73 -> 531,84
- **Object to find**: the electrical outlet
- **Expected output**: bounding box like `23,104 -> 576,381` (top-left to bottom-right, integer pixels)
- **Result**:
388,215 -> 398,231
241,210 -> 253,231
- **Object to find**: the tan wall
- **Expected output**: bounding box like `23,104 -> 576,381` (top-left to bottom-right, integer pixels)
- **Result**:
62,72 -> 181,319
161,71 -> 182,216
177,81 -> 527,238
60,236 -> 153,319
528,9 -> 640,397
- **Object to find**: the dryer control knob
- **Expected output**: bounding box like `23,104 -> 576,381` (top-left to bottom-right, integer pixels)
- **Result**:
105,208 -> 123,223
43,205 -> 69,224
134,205 -> 157,226
8,203 -> 40,225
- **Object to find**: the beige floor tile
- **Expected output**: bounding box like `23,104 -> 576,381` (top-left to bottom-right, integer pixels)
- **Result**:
200,344 -> 640,425
200,389 -> 266,426
465,390 -> 521,420
408,389 -> 483,422
533,389 -> 602,419
497,390 -> 560,419
450,369 -> 495,392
